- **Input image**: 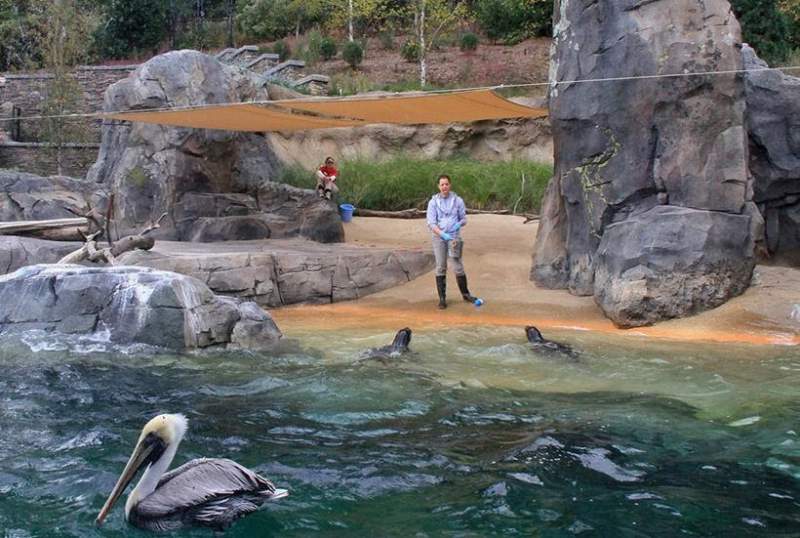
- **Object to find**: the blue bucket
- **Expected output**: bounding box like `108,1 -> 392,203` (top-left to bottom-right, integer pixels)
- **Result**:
339,203 -> 355,222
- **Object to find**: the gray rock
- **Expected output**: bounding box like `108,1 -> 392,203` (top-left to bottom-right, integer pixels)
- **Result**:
87,50 -> 341,242
0,236 -> 81,274
0,170 -> 101,221
0,264 -> 281,350
533,0 -> 756,325
594,206 -> 755,327
118,239 -> 434,307
267,116 -> 553,168
742,44 -> 800,265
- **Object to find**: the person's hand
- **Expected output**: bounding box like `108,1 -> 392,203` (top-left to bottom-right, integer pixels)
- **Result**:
440,231 -> 452,241
449,223 -> 461,233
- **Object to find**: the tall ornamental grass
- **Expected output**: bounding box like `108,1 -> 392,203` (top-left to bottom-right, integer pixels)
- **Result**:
277,156 -> 552,213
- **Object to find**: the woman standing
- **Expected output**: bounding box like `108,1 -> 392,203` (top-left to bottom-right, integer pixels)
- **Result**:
426,174 -> 479,309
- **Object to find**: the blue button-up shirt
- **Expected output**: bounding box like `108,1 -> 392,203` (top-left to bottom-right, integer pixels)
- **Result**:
426,192 -> 466,238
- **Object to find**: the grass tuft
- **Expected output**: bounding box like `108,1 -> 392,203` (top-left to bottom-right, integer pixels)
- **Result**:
277,156 -> 552,213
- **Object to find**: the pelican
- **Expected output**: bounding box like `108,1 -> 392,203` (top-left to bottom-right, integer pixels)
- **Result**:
96,413 -> 288,532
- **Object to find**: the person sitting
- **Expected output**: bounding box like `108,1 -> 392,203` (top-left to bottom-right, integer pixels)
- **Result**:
316,156 -> 339,200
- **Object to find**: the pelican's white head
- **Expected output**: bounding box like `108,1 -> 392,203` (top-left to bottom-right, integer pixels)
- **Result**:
137,413 -> 189,447
96,414 -> 189,526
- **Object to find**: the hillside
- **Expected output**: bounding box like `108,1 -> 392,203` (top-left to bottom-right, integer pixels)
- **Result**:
272,35 -> 553,97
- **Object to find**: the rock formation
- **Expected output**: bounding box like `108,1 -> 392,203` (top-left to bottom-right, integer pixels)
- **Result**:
0,236 -> 80,274
0,170 -> 101,221
742,45 -> 800,266
0,264 -> 282,350
268,103 -> 552,169
532,0 -> 758,327
120,239 -> 434,307
87,50 -> 343,242
0,235 -> 435,306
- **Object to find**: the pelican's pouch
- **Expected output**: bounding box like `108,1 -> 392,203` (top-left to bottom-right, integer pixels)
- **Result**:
448,238 -> 463,259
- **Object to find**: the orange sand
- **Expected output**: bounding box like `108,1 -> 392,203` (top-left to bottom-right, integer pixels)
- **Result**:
273,215 -> 800,347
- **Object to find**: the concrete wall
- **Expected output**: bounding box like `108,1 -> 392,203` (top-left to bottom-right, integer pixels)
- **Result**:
0,65 -> 137,142
0,142 -> 99,178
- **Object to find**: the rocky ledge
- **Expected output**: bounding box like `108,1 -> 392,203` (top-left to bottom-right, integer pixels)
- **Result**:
120,239 -> 435,306
0,264 -> 282,350
0,237 -> 435,306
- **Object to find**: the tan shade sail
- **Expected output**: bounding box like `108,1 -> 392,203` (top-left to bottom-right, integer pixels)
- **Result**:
104,89 -> 547,132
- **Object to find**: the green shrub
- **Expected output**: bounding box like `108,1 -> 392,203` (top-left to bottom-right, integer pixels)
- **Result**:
342,40 -> 363,68
328,71 -> 372,96
237,0 -> 294,42
93,0 -> 169,59
474,0 -> 552,44
301,29 -> 323,65
273,40 -> 291,61
378,30 -> 394,50
277,156 -> 553,213
732,0 -> 793,65
460,32 -> 479,52
401,40 -> 420,62
320,36 -> 337,60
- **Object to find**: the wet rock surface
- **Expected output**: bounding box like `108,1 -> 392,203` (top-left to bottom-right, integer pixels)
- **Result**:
0,264 -> 282,350
533,0 -> 756,326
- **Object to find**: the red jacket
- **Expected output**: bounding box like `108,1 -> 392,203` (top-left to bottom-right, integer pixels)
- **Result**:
319,165 -> 338,179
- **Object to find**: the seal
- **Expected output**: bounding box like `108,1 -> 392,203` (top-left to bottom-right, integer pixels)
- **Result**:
525,326 -> 578,359
359,328 -> 413,361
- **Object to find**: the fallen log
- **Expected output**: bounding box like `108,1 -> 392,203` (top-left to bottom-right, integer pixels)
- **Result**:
352,208 -> 538,220
0,217 -> 89,236
354,208 -> 426,219
57,212 -> 166,265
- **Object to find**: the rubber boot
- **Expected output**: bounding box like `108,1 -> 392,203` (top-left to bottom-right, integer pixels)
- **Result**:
456,274 -> 477,303
436,275 -> 447,309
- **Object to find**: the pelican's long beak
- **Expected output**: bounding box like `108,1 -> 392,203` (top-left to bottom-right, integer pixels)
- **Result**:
95,437 -> 157,526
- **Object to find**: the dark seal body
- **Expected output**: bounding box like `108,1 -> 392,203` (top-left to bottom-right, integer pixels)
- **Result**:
525,326 -> 578,359
360,328 -> 412,361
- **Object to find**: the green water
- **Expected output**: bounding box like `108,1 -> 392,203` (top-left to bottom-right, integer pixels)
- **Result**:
1,327 -> 799,537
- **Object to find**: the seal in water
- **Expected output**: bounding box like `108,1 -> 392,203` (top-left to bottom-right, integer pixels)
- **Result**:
359,328 -> 413,361
525,326 -> 578,359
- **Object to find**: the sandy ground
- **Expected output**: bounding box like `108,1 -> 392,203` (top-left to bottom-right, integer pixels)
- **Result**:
273,215 -> 800,347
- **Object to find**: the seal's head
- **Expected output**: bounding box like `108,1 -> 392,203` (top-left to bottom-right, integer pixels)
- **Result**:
525,326 -> 544,343
391,328 -> 412,351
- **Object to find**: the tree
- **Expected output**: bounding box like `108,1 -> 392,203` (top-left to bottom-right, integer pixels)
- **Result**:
412,0 -> 470,87
325,0 -> 383,42
0,0 -> 47,70
778,0 -> 800,49
473,0 -> 552,44
731,0 -> 792,65
41,0 -> 95,175
94,0 -> 169,59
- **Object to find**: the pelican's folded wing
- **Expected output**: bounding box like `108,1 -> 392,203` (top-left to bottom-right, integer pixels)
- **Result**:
136,458 -> 278,520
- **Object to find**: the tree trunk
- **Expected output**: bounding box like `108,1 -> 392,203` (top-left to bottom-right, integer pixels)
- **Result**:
348,0 -> 354,41
226,0 -> 235,47
419,0 -> 426,88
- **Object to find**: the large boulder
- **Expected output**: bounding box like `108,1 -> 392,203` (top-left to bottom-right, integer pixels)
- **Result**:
532,0 -> 756,326
594,206 -> 755,327
120,239 -> 435,307
0,264 -> 282,350
742,45 -> 800,266
0,236 -> 80,274
0,170 -> 101,222
87,50 -> 342,242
